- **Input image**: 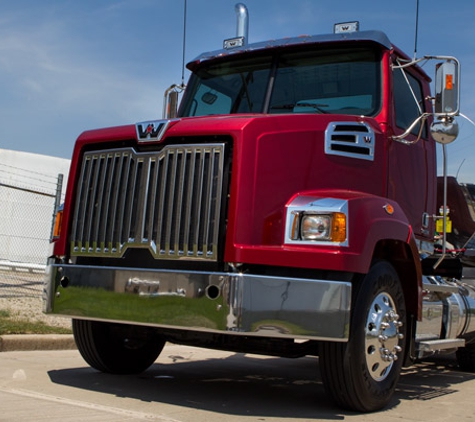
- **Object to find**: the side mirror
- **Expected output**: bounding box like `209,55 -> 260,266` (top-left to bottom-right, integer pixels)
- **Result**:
434,59 -> 460,116
430,117 -> 459,144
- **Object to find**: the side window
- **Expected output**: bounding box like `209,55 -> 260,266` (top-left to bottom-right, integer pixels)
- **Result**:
393,67 -> 426,137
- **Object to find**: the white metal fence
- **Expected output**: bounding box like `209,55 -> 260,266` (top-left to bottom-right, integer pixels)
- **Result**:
0,164 -> 64,297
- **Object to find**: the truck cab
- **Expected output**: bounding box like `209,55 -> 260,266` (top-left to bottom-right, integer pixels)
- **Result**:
44,7 -> 470,413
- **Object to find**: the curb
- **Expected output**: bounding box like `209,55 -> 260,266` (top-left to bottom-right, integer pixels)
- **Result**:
0,334 -> 77,352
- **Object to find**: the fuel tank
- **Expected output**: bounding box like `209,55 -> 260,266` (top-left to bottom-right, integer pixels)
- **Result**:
416,275 -> 475,357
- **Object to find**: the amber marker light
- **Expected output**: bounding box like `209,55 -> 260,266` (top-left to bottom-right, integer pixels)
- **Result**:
52,208 -> 63,240
290,211 -> 301,240
383,204 -> 395,215
446,74 -> 453,90
331,212 -> 347,242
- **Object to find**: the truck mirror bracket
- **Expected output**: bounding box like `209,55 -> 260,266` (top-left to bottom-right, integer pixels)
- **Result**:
163,83 -> 186,119
391,114 -> 429,145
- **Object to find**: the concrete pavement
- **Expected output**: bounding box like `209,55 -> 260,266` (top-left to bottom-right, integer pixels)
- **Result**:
1,345 -> 475,421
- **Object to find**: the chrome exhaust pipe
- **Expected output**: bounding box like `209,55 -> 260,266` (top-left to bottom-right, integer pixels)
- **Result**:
235,3 -> 249,45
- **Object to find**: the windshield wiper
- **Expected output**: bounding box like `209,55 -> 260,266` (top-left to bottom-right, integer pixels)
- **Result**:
270,103 -> 329,114
295,102 -> 329,114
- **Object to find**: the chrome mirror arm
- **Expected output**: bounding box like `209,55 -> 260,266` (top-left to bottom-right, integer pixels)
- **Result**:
391,114 -> 429,145
163,83 -> 186,119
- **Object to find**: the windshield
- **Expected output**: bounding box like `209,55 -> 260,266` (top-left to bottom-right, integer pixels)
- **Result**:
179,46 -> 381,117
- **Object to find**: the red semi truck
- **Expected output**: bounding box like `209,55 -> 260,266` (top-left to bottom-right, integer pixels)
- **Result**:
44,4 -> 474,412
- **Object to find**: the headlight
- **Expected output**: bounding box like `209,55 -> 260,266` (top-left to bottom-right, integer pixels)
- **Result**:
286,197 -> 348,246
301,215 -> 331,240
301,213 -> 346,242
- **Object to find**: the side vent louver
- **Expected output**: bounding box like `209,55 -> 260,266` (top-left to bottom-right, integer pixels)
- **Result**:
325,122 -> 375,161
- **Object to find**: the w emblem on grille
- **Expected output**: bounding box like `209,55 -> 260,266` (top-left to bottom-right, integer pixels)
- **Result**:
136,120 -> 170,142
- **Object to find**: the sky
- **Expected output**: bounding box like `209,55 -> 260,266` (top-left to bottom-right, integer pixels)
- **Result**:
1,0 -> 475,181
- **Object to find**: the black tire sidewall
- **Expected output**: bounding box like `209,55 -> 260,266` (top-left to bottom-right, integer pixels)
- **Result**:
456,342 -> 475,372
73,320 -> 165,374
346,260 -> 407,409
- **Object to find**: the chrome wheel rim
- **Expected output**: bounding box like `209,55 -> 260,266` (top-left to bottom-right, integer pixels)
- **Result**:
365,292 -> 404,381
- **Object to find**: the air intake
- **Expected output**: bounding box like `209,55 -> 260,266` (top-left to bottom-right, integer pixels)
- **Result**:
325,122 -> 375,161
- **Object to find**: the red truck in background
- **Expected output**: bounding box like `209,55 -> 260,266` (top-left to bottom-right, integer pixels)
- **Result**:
44,4 -> 473,412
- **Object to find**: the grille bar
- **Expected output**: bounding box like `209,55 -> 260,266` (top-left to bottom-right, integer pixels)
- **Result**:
70,144 -> 226,260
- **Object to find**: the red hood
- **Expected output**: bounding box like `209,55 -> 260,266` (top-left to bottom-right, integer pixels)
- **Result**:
58,113 -> 386,274
75,115 -> 264,146
74,113 -> 383,149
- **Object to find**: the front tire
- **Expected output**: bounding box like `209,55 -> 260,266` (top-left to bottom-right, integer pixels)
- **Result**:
73,319 -> 166,374
319,261 -> 407,412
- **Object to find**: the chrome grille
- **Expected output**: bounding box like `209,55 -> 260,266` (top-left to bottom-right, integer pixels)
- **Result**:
70,144 -> 225,260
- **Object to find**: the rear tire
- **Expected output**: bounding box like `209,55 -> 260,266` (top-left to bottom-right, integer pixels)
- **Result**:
319,261 -> 407,412
73,319 -> 165,374
456,341 -> 475,372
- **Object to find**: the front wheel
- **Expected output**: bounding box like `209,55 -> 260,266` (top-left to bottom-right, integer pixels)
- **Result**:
73,319 -> 166,374
319,261 -> 407,412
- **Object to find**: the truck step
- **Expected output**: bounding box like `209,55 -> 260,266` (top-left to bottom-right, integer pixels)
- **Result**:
417,338 -> 465,352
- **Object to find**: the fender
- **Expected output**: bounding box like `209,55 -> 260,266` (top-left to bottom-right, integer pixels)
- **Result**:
233,190 -> 421,282
343,191 -> 422,319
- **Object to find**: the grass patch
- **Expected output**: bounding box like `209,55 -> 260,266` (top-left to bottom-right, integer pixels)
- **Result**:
0,309 -> 72,335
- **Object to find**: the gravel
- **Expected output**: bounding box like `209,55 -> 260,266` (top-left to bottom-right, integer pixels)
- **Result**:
0,269 -> 71,329
0,296 -> 72,329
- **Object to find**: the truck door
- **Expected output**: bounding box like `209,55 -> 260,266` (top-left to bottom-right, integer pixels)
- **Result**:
387,64 -> 436,241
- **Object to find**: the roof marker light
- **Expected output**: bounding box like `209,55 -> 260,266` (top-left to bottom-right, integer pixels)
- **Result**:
334,22 -> 359,34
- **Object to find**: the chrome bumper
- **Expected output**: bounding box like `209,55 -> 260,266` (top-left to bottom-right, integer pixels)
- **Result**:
43,261 -> 351,341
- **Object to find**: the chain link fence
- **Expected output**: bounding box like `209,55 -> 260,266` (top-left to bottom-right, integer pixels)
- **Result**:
0,163 -> 64,298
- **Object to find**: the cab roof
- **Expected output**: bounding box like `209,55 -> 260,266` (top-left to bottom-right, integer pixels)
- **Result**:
187,30 -> 393,71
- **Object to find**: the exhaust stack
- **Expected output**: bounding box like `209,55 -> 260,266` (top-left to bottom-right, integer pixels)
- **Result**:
235,3 -> 249,44
224,3 -> 249,49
